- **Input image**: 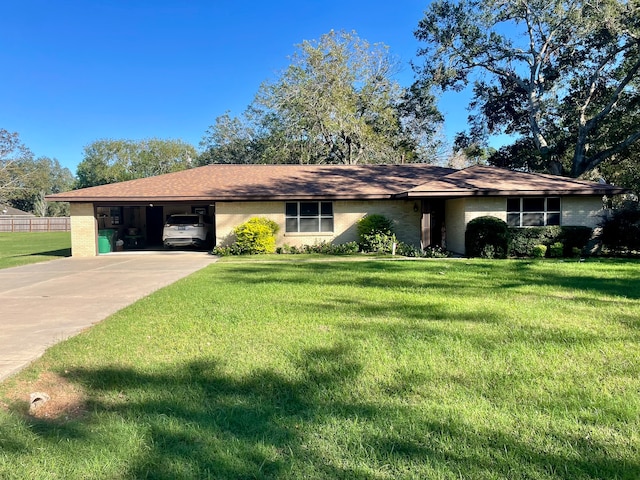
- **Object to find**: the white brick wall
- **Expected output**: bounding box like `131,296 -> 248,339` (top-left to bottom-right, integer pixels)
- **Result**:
561,196 -> 606,227
69,196 -> 607,257
445,195 -> 607,255
463,197 -> 507,223
215,200 -> 422,248
70,203 -> 97,257
444,198 -> 466,254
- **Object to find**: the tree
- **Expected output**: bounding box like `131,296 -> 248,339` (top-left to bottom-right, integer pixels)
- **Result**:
197,112 -> 261,165
76,139 -> 197,188
11,157 -> 75,216
599,143 -> 640,195
414,0 -> 640,177
0,129 -> 34,204
200,30 -> 443,165
0,130 -> 74,215
448,133 -> 497,168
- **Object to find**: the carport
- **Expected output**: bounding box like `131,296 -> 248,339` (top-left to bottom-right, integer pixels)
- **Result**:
46,168 -> 227,256
93,202 -> 215,253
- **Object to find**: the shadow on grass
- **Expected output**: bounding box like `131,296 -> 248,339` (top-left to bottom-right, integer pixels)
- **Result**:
27,248 -> 71,258
206,260 -> 640,339
212,258 -> 640,301
5,342 -> 638,479
3,259 -> 639,477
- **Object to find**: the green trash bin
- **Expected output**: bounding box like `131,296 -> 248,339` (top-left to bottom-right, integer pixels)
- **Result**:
98,229 -> 117,253
98,232 -> 111,253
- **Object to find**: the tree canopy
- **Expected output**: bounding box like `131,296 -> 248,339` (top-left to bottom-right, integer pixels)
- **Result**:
15,157 -> 74,216
414,0 -> 640,177
200,30 -> 442,165
1,129 -> 34,203
76,138 -> 198,188
0,129 -> 74,216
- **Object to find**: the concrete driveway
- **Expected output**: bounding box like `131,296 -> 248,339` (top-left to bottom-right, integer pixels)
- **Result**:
0,253 -> 217,382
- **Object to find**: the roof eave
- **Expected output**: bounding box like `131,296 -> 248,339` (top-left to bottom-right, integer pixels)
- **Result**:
401,188 -> 629,197
46,193 -> 396,203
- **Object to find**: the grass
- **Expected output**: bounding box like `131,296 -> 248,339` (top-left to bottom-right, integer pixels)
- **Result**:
1,257 -> 639,479
0,232 -> 71,269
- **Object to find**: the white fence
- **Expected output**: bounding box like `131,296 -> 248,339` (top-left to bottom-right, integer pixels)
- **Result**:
0,217 -> 71,232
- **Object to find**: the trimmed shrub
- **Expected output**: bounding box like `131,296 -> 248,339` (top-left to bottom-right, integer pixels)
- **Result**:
532,244 -> 547,258
421,246 -> 451,258
465,216 -> 509,259
508,226 -> 561,257
395,242 -> 420,257
357,214 -> 394,238
357,214 -> 397,253
276,241 -> 360,255
232,217 -> 279,254
558,226 -> 593,256
508,226 -> 592,257
361,232 -> 398,254
549,242 -> 564,258
212,244 -> 244,256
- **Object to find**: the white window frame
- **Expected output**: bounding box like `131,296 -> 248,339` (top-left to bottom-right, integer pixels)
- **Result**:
285,201 -> 334,233
507,197 -> 561,227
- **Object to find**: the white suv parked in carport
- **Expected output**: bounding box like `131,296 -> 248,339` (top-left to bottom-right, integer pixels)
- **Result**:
162,214 -> 213,249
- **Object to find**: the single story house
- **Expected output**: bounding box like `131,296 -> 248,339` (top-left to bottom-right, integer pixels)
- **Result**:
46,164 -> 626,257
0,204 -> 35,216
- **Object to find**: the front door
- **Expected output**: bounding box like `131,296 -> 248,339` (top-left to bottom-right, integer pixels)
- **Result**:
421,200 -> 445,248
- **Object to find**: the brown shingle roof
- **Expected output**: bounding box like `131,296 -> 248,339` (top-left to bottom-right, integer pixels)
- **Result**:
46,164 -> 627,203
47,164 -> 457,202
0,204 -> 35,216
404,165 -> 627,196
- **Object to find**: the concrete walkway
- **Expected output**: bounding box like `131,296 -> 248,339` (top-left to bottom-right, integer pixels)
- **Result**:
0,253 -> 217,382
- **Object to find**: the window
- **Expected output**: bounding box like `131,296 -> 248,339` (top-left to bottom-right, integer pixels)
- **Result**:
507,197 -> 561,227
96,206 -> 122,226
285,202 -> 333,233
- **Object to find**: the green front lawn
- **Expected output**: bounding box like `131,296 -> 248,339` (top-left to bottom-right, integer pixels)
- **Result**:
0,232 -> 71,269
1,258 -> 639,479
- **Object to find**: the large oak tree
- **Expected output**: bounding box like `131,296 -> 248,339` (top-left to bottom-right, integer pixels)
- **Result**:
414,0 -> 640,177
200,30 -> 442,165
76,138 -> 198,188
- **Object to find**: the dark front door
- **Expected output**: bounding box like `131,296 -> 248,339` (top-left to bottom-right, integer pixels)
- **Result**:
421,199 -> 446,248
146,206 -> 164,246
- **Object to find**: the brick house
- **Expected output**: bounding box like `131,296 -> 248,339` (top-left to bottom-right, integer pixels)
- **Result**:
0,204 -> 35,217
46,164 -> 626,257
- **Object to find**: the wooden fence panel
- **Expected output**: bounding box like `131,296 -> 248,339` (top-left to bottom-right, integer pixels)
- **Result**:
0,217 -> 71,232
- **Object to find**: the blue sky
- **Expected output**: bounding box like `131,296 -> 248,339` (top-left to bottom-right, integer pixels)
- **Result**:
1,0 -> 473,173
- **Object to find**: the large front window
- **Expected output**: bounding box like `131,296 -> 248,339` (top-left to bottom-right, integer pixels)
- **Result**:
285,202 -> 334,233
507,197 -> 561,227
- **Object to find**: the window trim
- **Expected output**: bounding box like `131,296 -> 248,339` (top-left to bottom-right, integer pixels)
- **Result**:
507,197 -> 561,227
96,206 -> 122,226
285,201 -> 334,233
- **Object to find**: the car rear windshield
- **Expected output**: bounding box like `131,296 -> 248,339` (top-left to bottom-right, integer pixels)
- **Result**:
167,215 -> 199,225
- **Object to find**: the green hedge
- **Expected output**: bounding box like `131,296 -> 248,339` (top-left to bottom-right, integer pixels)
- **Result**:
465,216 -> 510,259
601,207 -> 640,252
507,226 -> 592,257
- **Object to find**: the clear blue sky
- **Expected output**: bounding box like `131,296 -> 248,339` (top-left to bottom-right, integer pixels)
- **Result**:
0,0 -> 472,173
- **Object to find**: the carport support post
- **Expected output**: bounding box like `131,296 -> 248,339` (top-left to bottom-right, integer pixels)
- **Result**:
70,203 -> 99,257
